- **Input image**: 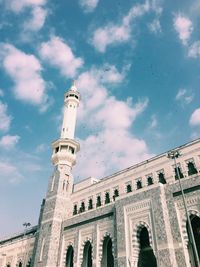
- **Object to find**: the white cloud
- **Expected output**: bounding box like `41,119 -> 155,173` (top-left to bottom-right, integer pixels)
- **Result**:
0,101 -> 12,132
79,0 -> 99,13
39,36 -> 84,78
189,108 -> 200,126
77,71 -> 107,121
0,44 -> 49,111
88,64 -> 130,85
148,114 -> 157,129
173,14 -> 193,45
95,97 -> 148,130
73,66 -> 152,180
5,0 -> 46,13
0,135 -> 20,149
35,143 -> 48,153
176,89 -> 186,99
175,88 -> 193,104
151,0 -> 163,15
92,24 -> 131,53
148,19 -> 161,34
5,0 -> 47,32
188,41 -> 200,58
191,130 -> 200,140
23,6 -> 47,32
91,1 -> 151,52
0,148 -> 45,185
75,130 -> 151,179
76,64 -> 130,121
0,161 -> 24,184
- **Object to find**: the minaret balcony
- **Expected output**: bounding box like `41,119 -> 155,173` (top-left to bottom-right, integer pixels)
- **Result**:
51,138 -> 80,166
64,90 -> 80,105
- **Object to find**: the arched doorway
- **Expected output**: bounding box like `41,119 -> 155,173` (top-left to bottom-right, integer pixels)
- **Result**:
18,262 -> 22,267
137,227 -> 157,267
101,236 -> 114,267
66,245 -> 74,267
81,241 -> 92,267
187,215 -> 200,267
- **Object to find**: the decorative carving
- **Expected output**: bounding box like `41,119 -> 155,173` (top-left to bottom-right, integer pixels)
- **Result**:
180,209 -> 200,247
79,237 -> 93,265
98,232 -> 114,264
125,199 -> 151,214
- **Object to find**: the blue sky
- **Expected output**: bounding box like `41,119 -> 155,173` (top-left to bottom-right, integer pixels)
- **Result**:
0,0 -> 200,238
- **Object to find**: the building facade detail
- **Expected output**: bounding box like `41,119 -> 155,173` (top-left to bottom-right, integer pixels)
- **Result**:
0,82 -> 200,267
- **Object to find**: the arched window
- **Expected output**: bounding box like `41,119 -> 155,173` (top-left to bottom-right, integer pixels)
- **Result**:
187,215 -> 200,266
136,180 -> 142,190
105,192 -> 110,204
88,199 -> 93,210
96,196 -> 101,207
147,176 -> 153,186
113,189 -> 119,201
101,236 -> 114,267
79,202 -> 85,213
187,162 -> 198,176
174,166 -> 184,180
73,204 -> 77,215
6,264 -> 11,267
158,172 -> 166,184
137,227 -> 157,267
81,241 -> 92,267
66,245 -> 74,267
19,262 -> 22,267
126,184 -> 132,193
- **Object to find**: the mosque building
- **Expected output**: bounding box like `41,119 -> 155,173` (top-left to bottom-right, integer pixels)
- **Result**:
0,83 -> 200,267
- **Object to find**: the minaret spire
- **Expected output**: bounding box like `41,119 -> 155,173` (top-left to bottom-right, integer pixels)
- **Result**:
32,82 -> 81,267
52,82 -> 80,167
60,81 -> 80,139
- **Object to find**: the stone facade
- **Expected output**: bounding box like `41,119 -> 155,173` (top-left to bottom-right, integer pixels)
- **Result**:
0,83 -> 200,267
0,227 -> 36,267
1,138 -> 199,267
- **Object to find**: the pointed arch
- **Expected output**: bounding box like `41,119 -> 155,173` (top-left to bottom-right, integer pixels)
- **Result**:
65,245 -> 74,267
181,209 -> 200,247
132,221 -> 153,252
79,238 -> 92,265
131,222 -> 155,266
187,162 -> 197,176
81,241 -> 92,267
186,214 -> 200,266
99,232 -> 114,264
137,227 -> 157,267
101,235 -> 114,267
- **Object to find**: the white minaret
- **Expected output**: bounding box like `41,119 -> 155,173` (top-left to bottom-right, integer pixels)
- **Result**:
60,81 -> 80,139
52,81 -> 80,166
32,82 -> 80,267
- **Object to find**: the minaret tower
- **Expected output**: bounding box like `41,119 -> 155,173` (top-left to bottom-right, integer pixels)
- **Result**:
32,82 -> 80,267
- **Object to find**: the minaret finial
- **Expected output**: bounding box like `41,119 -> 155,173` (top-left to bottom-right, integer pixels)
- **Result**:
71,80 -> 77,92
